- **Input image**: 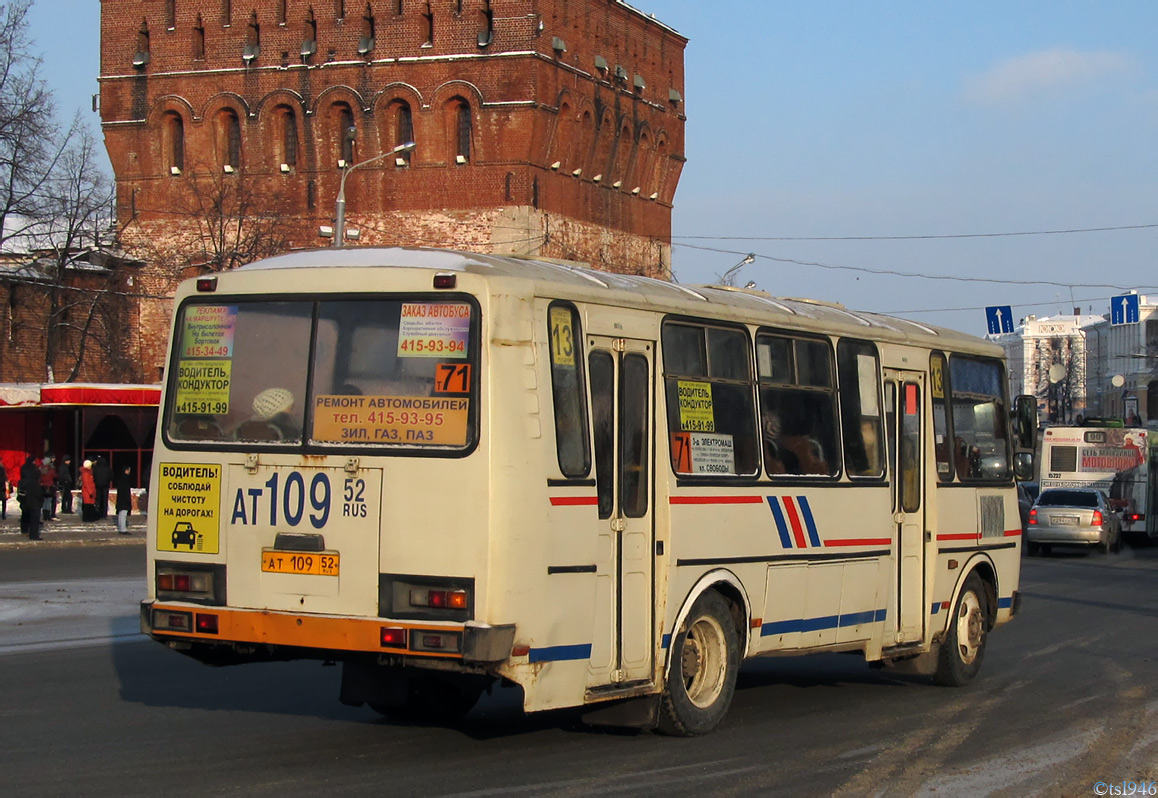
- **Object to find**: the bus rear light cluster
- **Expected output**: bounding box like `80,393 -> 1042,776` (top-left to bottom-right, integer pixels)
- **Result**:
158,573 -> 211,593
155,562 -> 225,605
409,588 -> 468,610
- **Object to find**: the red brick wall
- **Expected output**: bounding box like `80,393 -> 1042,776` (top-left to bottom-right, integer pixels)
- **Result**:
100,0 -> 686,379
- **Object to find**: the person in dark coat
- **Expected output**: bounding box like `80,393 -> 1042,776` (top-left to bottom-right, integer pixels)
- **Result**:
0,460 -> 8,520
57,454 -> 74,514
115,464 -> 134,535
18,456 -> 43,540
93,456 -> 111,519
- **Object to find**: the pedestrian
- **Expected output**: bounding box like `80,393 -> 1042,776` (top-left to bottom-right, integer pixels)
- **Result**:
80,459 -> 97,522
39,454 -> 57,521
115,464 -> 133,535
57,454 -> 74,514
93,456 -> 111,519
18,455 -> 42,540
0,459 -> 8,520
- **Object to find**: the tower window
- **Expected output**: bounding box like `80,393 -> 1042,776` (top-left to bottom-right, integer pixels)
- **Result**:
455,101 -> 471,163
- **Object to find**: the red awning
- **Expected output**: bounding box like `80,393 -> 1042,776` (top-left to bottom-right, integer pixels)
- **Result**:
0,382 -> 161,407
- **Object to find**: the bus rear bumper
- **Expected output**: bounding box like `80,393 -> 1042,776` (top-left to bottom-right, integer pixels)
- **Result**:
141,600 -> 515,664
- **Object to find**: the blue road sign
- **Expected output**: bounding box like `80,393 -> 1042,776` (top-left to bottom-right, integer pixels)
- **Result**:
985,305 -> 1014,334
1111,294 -> 1140,325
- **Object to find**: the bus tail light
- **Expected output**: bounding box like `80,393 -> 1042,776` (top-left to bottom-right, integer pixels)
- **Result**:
1092,510 -> 1104,526
410,588 -> 469,610
195,613 -> 219,634
152,610 -> 193,632
1027,508 -> 1037,526
380,575 -> 474,621
156,562 -> 226,605
380,627 -> 407,647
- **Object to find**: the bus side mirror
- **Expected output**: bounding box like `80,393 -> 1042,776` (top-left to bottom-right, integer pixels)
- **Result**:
1011,394 -> 1038,481
1013,451 -> 1034,482
1012,394 -> 1038,452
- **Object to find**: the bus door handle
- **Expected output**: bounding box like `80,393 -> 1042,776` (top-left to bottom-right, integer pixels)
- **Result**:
611,518 -> 626,532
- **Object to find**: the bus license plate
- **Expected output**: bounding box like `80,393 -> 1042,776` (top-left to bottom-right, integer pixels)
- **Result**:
261,550 -> 340,576
1051,515 -> 1078,526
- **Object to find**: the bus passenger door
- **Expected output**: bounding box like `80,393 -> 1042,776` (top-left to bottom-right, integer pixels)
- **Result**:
884,372 -> 925,644
587,337 -> 655,688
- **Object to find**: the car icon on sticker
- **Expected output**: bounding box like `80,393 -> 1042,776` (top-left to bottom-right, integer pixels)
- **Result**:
172,521 -> 198,549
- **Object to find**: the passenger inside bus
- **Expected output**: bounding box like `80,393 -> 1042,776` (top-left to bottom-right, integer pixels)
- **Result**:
235,387 -> 301,442
762,414 -> 800,475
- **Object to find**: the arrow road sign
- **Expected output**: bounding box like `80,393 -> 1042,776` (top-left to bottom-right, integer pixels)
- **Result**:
1111,294 -> 1140,325
985,305 -> 1014,335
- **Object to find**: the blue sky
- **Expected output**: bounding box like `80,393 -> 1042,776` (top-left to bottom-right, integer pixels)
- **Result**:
28,1 -> 1158,336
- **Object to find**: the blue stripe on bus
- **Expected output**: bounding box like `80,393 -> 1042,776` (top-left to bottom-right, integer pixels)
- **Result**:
528,644 -> 593,663
997,597 -> 1012,609
761,608 -> 886,636
797,496 -> 821,548
767,497 -> 793,548
662,633 -> 671,649
931,602 -> 942,615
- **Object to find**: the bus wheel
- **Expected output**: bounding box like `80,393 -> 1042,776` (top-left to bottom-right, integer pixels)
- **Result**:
933,573 -> 988,687
657,591 -> 739,736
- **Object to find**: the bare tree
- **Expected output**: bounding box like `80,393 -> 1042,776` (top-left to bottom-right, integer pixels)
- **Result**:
31,126 -> 120,382
0,0 -> 74,247
160,159 -> 295,274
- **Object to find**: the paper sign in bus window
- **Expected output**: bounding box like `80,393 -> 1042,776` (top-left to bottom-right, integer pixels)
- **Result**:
549,306 -> 576,367
312,394 -> 469,445
689,432 -> 736,475
677,380 -> 715,432
182,305 -> 237,359
397,303 -> 470,358
156,463 -> 221,554
174,359 -> 232,415
434,363 -> 472,393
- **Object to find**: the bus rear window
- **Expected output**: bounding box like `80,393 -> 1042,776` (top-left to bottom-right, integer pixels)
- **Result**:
166,297 -> 479,451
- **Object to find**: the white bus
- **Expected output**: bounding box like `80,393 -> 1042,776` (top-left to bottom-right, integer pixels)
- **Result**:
1040,424 -> 1154,541
142,247 -> 1035,735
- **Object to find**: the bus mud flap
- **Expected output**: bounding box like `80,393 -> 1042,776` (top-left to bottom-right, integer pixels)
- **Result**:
581,695 -> 660,730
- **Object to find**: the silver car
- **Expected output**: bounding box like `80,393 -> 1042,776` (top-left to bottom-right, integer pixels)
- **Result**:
1025,488 -> 1122,555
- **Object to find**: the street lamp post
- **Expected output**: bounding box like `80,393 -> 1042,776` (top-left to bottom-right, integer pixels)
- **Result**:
332,140 -> 416,246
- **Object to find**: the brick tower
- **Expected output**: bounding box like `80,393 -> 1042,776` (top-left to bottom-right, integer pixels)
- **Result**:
99,0 -> 687,281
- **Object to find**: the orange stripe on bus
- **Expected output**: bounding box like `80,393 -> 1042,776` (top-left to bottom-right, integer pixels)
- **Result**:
1004,529 -> 1022,537
936,533 -> 978,541
150,604 -> 463,658
549,496 -> 599,506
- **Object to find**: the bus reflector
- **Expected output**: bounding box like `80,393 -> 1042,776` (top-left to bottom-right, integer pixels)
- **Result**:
153,610 -> 193,632
380,627 -> 407,647
195,613 -> 219,634
433,273 -> 456,289
196,276 -> 218,292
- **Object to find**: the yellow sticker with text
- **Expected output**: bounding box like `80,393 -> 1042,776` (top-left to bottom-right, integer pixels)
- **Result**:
156,463 -> 221,554
549,306 -> 576,367
676,380 -> 715,432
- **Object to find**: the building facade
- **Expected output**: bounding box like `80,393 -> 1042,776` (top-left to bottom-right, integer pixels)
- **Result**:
994,296 -> 1158,427
100,0 -> 687,380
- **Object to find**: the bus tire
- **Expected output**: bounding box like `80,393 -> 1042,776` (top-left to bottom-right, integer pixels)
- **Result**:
657,591 -> 739,736
933,572 -> 988,687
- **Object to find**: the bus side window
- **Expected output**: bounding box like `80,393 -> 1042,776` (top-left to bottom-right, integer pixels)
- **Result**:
589,351 -> 615,519
837,339 -> 883,478
548,303 -> 590,477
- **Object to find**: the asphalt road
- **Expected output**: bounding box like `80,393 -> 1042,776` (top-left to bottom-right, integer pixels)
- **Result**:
1,545 -> 1155,797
